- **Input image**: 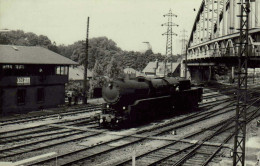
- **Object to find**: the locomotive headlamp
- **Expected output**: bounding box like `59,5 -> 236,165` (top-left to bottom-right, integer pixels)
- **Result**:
123,106 -> 126,110
176,86 -> 179,91
107,105 -> 109,108
100,119 -> 103,123
116,120 -> 119,123
107,116 -> 111,122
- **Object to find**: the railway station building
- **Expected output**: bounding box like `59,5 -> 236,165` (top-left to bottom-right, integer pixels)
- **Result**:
0,45 -> 78,115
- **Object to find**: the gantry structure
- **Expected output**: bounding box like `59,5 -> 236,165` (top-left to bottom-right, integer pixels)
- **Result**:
162,9 -> 178,76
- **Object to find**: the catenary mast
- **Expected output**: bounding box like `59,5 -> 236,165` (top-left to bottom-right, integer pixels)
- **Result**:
162,9 -> 178,77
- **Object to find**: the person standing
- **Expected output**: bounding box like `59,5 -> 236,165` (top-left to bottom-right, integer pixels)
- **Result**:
74,90 -> 78,105
68,92 -> 72,106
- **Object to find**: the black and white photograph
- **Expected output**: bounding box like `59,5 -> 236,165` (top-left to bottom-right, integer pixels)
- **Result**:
0,0 -> 260,165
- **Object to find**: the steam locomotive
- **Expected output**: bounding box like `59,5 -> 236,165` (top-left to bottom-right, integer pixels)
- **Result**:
99,77 -> 203,128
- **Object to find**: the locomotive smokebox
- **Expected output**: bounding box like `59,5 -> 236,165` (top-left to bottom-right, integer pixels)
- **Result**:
102,78 -> 150,106
102,82 -> 120,104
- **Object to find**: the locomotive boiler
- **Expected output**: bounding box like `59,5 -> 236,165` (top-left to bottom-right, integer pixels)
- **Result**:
99,77 -> 203,128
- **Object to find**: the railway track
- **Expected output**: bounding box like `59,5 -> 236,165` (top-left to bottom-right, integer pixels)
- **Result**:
47,91 -> 259,165
0,116 -> 96,145
1,83 -> 259,165
113,102 -> 260,166
0,87 -> 225,142
22,94 -> 239,166
0,103 -> 102,127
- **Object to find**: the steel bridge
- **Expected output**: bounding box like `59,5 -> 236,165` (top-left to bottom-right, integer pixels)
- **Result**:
183,0 -> 260,81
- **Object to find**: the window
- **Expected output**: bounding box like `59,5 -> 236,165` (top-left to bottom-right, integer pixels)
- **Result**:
2,65 -> 13,76
56,66 -> 61,75
55,66 -> 68,75
2,65 -> 12,69
37,88 -> 44,102
62,66 -> 67,75
61,66 -> 65,75
15,65 -> 24,70
17,89 -> 26,105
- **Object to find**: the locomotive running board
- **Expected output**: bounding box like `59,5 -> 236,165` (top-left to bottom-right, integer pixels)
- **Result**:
129,95 -> 172,107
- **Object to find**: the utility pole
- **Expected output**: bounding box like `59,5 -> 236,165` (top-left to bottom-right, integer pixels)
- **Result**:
233,1 -> 249,166
162,9 -> 178,77
83,17 -> 90,105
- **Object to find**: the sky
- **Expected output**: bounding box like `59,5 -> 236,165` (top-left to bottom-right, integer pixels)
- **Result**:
0,0 -> 201,54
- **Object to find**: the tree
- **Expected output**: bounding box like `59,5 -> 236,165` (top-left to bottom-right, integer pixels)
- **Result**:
89,60 -> 107,97
0,30 -> 182,74
106,56 -> 124,79
0,33 -> 10,44
38,35 -> 52,47
26,32 -> 38,46
48,41 -> 59,53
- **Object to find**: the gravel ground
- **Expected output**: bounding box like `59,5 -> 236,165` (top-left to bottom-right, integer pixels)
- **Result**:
0,129 -> 75,150
2,131 -> 96,162
0,104 -> 89,121
2,92 -> 250,166
83,139 -> 171,166
161,106 -> 235,140
208,108 -> 260,166
67,99 -> 237,165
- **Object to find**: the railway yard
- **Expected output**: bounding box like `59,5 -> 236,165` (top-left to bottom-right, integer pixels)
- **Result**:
0,81 -> 259,166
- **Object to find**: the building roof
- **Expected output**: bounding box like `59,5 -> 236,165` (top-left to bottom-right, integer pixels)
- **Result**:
157,62 -> 180,75
142,62 -> 157,74
69,65 -> 93,80
124,67 -> 137,74
0,45 -> 78,65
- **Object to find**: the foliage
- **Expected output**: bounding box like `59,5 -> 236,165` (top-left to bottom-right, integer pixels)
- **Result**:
106,55 -> 124,79
0,30 -> 59,53
0,30 -> 182,88
89,60 -> 107,95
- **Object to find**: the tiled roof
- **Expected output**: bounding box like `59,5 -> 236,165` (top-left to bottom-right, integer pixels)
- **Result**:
0,45 -> 78,65
69,65 -> 92,80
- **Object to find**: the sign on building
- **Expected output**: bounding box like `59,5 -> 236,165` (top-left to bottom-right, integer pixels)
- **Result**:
17,77 -> 30,85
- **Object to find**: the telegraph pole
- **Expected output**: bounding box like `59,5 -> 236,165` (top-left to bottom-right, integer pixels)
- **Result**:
162,9 -> 178,77
233,1 -> 249,166
83,17 -> 90,105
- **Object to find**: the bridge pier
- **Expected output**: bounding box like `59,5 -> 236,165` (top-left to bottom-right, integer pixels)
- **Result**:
231,66 -> 235,82
188,65 -> 214,83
